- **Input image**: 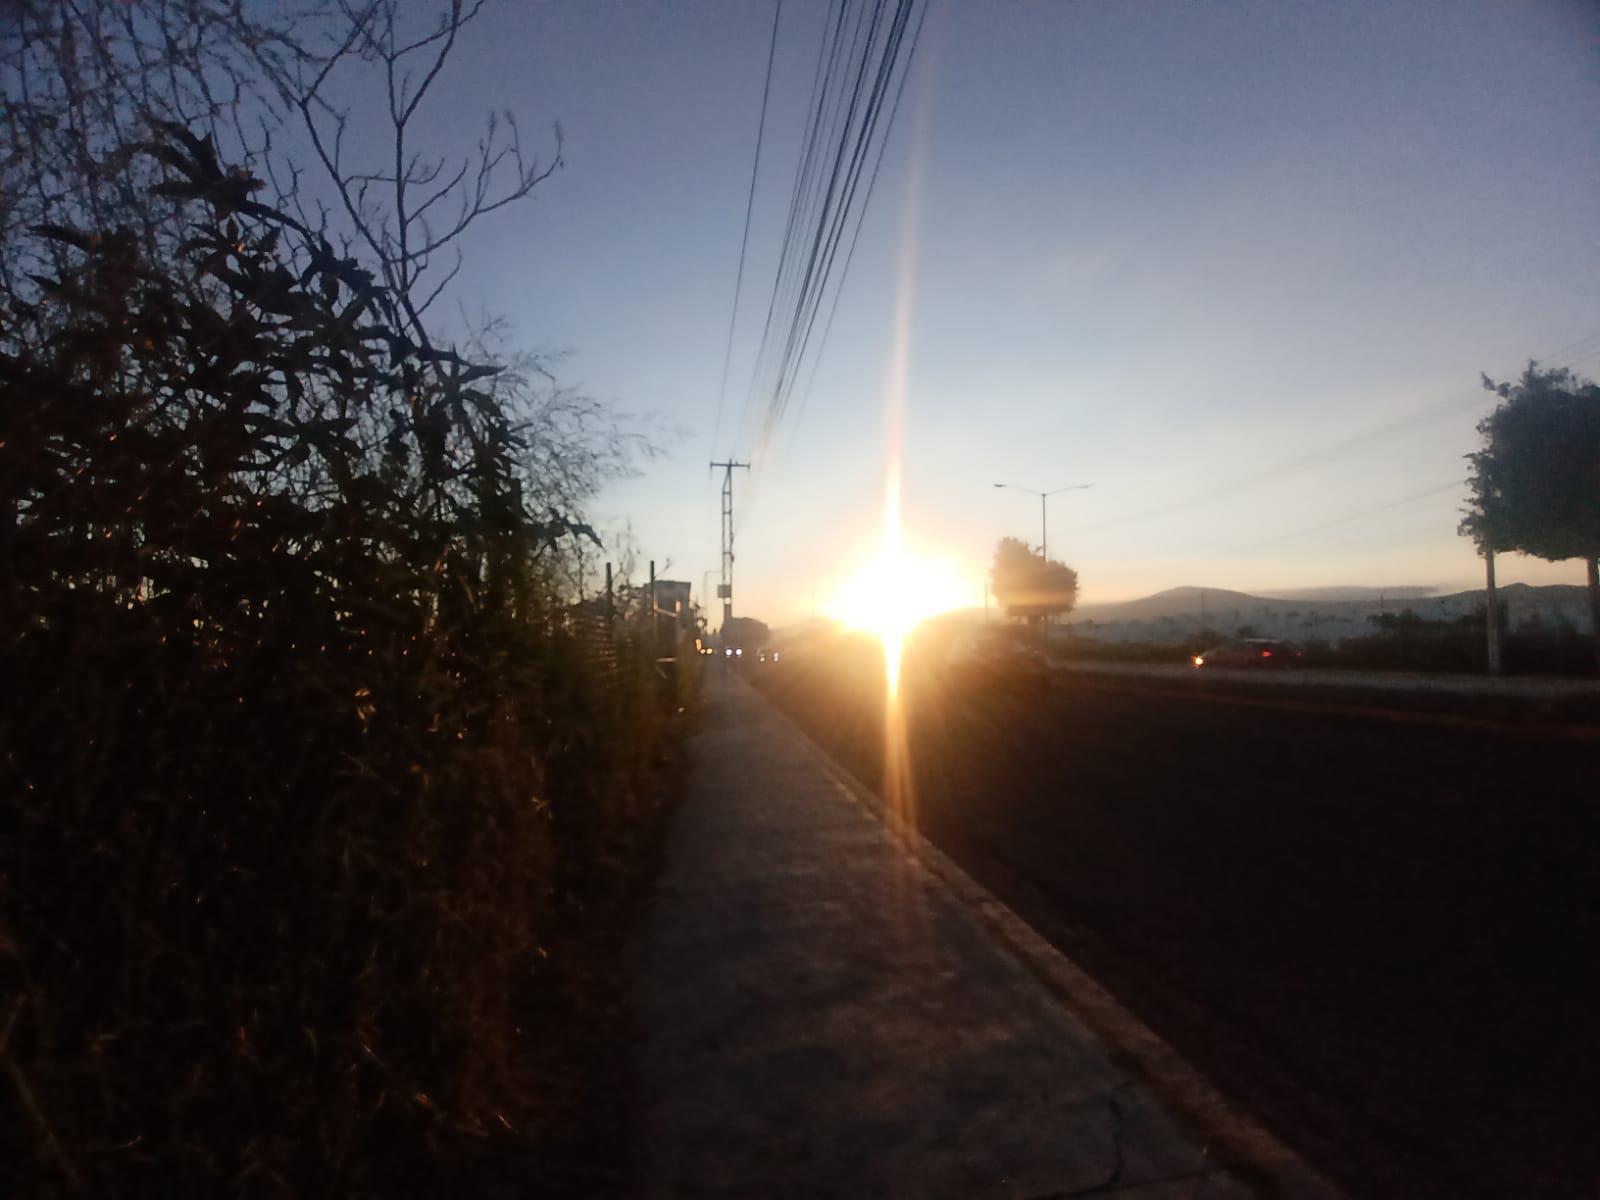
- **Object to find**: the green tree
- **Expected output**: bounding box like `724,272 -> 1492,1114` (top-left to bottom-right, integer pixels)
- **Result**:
989,536 -> 1079,625
1461,363 -> 1600,669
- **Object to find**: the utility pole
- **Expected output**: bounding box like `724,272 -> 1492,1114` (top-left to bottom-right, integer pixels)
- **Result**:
992,481 -> 1093,561
710,460 -> 750,638
700,568 -> 717,640
993,481 -> 1093,630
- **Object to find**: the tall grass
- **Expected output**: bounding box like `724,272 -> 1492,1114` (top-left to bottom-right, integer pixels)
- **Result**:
0,134 -> 674,1197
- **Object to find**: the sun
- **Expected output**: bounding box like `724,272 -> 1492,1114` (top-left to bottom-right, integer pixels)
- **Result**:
826,548 -> 970,644
825,537 -> 971,695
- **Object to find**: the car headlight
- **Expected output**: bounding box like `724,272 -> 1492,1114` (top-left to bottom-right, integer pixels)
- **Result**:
1192,655 -> 1204,667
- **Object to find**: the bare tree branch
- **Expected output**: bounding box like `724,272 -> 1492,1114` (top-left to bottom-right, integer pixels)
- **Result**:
284,0 -> 561,368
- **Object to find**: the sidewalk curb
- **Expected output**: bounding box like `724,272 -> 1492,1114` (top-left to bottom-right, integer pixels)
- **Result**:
746,677 -> 1348,1200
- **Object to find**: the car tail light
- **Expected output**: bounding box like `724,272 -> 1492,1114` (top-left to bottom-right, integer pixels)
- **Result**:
1261,649 -> 1272,658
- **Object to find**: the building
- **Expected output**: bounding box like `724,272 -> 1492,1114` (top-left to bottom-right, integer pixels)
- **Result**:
654,579 -> 694,630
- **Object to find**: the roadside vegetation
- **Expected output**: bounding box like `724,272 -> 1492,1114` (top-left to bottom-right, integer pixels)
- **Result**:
1050,608 -> 1596,676
986,364 -> 1598,679
1,4 -> 685,1195
1461,363 -> 1600,671
988,536 -> 1078,625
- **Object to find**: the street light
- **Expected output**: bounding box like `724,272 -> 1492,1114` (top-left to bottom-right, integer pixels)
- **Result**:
992,482 -> 1093,561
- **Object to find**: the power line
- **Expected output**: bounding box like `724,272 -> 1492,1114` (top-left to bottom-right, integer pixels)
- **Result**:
1079,328 -> 1600,537
1230,479 -> 1463,553
728,0 -> 925,540
764,0 -> 915,437
722,2 -> 846,534
711,0 -> 784,459
764,0 -> 893,398
737,0 -> 849,453
1080,385 -> 1484,536
1223,327 -> 1600,554
791,0 -> 929,429
735,0 -> 925,463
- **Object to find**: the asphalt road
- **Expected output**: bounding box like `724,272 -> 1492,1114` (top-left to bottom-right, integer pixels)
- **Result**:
751,648 -> 1600,1199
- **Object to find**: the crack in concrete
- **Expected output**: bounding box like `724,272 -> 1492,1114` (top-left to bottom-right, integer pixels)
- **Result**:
1032,1167 -> 1221,1199
1023,1093 -> 1129,1199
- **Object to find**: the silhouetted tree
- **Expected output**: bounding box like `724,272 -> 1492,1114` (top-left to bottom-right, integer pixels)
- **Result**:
2,2 -> 564,360
989,536 -> 1079,625
0,2 -> 648,1186
282,0 -> 563,347
1461,363 -> 1600,669
0,121 -> 670,1194
0,0 -> 335,304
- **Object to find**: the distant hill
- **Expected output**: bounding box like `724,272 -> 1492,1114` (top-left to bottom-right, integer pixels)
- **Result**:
1074,586 -> 1281,623
1065,582 -> 1591,644
1254,585 -> 1438,603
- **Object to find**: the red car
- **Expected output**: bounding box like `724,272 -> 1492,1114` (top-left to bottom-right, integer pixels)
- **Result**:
1191,638 -> 1304,668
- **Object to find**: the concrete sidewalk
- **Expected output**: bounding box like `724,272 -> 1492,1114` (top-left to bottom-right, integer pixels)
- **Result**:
633,672 -> 1334,1199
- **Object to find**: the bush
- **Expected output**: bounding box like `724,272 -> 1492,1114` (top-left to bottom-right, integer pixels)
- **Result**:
0,135 -> 667,1196
1324,625 -> 1594,676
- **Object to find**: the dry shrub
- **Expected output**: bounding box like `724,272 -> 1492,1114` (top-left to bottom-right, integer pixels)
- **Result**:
0,133 -> 665,1197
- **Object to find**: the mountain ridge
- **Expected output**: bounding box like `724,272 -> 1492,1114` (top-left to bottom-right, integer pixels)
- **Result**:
1075,581 -> 1587,623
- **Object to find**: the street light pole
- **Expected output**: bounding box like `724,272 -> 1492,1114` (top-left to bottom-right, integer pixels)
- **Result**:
701,568 -> 718,643
993,481 -> 1093,561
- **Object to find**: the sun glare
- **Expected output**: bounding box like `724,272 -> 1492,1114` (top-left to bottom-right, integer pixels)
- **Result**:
826,547 -> 970,647
823,123 -> 960,697
825,504 -> 971,696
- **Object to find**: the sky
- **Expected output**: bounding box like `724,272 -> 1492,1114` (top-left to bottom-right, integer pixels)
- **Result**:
374,0 -> 1600,624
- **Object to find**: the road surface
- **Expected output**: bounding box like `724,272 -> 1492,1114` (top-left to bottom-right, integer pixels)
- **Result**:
753,648 -> 1600,1198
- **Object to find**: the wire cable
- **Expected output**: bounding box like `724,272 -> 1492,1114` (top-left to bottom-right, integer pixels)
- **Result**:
1078,327 -> 1600,537
790,0 -> 929,430
737,0 -> 849,452
753,0 -> 921,451
765,0 -> 904,430
711,0 -> 784,460
1230,479 -> 1464,553
732,0 -> 924,534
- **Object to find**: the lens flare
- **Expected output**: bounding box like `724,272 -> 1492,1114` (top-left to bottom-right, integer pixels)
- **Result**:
825,59 -> 940,834
824,499 -> 972,697
821,470 -> 963,838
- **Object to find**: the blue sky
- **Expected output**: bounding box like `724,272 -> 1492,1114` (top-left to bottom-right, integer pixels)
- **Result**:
393,0 -> 1600,622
